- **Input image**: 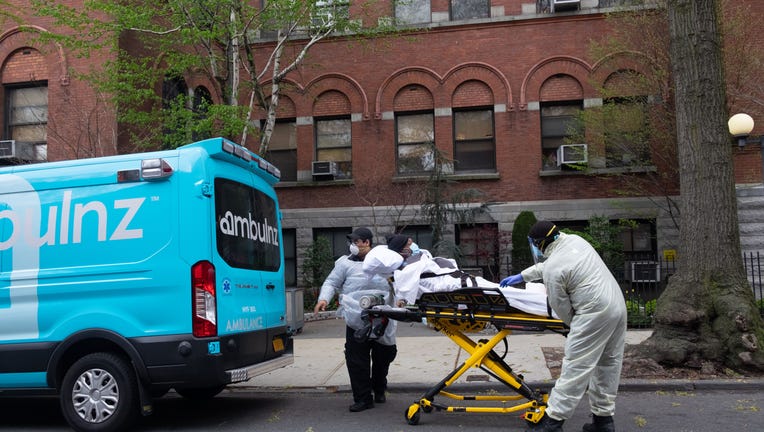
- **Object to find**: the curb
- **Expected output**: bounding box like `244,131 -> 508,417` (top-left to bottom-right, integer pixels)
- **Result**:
616,377 -> 764,391
232,378 -> 764,394
303,311 -> 337,322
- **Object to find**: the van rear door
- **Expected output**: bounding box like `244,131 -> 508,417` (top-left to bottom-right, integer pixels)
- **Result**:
212,177 -> 283,335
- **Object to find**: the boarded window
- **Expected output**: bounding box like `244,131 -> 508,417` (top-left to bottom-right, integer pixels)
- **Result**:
396,0 -> 431,24
451,0 -> 490,20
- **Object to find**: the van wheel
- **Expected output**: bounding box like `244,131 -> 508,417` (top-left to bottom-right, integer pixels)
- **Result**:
175,385 -> 226,400
60,352 -> 137,432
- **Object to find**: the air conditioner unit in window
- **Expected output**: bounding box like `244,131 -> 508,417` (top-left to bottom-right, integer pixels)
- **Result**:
311,160 -> 338,178
631,261 -> 660,283
557,144 -> 588,165
0,140 -> 17,159
552,0 -> 581,12
0,140 -> 40,161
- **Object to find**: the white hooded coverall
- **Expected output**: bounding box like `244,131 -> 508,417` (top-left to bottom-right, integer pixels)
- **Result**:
521,232 -> 627,420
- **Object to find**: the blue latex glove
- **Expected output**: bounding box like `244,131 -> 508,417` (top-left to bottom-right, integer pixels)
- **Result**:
499,274 -> 523,287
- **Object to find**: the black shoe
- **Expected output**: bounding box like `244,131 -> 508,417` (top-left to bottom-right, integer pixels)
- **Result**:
526,413 -> 564,432
374,392 -> 386,403
582,414 -> 614,432
348,401 -> 374,412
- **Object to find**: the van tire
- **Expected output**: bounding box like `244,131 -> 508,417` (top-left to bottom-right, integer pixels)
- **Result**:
60,352 -> 138,432
175,385 -> 226,400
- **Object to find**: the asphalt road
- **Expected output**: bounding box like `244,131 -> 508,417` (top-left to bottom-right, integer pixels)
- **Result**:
3,319 -> 761,431
2,386 -> 761,431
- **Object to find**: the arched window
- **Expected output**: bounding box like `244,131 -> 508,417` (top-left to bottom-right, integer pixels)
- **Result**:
396,111 -> 435,174
539,74 -> 584,171
314,116 -> 352,179
394,85 -> 435,175
3,84 -> 48,162
452,80 -> 495,172
312,90 -> 352,180
266,118 -> 297,182
540,101 -> 583,170
453,107 -> 495,172
2,48 -> 49,163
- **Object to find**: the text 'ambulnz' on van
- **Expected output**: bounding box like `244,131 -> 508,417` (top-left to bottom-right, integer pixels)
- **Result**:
0,137 -> 294,431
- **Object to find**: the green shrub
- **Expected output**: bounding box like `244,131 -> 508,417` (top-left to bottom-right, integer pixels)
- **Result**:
625,298 -> 656,327
625,299 -> 640,314
644,299 -> 657,316
301,237 -> 336,311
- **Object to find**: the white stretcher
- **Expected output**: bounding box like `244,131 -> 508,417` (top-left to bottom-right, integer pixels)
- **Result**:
362,287 -> 568,426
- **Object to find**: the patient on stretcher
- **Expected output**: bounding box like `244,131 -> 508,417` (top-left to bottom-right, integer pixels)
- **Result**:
362,244 -> 559,319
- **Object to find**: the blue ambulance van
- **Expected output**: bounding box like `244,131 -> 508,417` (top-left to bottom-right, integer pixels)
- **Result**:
0,138 -> 293,431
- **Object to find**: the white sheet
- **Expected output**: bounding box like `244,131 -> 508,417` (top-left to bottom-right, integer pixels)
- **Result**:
363,246 -> 558,318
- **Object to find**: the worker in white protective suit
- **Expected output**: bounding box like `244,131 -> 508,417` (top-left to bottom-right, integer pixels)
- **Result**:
314,227 -> 397,413
500,221 -> 627,432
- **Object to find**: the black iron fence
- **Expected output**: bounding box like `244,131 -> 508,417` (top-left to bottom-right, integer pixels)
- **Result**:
744,251 -> 764,311
619,254 -> 673,328
621,252 -> 763,328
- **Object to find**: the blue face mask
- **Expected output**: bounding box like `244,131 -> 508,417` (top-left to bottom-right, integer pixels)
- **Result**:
410,243 -> 421,255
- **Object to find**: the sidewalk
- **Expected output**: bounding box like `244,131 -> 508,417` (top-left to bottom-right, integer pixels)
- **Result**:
235,316 -> 655,391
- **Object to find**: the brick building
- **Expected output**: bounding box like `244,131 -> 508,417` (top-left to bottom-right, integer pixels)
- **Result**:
2,0 -> 763,287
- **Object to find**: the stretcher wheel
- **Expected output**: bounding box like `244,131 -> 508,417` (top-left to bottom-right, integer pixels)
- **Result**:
405,404 -> 421,425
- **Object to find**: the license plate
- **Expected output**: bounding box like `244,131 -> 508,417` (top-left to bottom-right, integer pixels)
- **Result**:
272,337 -> 284,352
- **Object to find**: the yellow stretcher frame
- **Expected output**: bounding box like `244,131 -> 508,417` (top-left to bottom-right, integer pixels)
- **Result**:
363,288 -> 568,427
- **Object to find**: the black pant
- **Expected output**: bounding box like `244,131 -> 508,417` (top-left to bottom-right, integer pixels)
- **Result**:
344,325 -> 397,404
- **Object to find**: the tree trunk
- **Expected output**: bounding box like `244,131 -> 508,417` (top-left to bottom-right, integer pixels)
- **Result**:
637,0 -> 764,372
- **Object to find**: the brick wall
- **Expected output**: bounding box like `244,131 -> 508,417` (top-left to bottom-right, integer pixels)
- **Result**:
1,0 -> 118,160
2,0 -> 761,206
1,48 -> 48,83
265,11 -> 683,208
734,146 -> 763,185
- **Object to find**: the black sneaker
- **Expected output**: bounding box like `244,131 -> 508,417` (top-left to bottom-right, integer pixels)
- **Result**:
525,414 -> 564,432
348,401 -> 374,412
374,392 -> 386,403
582,414 -> 614,432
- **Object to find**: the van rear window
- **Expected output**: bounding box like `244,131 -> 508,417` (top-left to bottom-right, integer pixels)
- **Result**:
215,178 -> 280,271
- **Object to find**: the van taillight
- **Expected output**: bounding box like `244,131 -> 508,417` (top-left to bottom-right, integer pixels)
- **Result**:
192,261 -> 217,337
